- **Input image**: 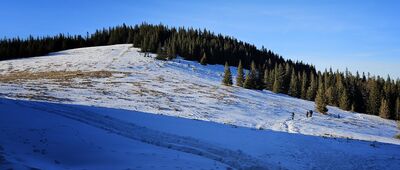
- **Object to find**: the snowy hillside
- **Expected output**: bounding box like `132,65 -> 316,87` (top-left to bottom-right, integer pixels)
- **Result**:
0,44 -> 398,144
0,44 -> 400,169
1,98 -> 400,170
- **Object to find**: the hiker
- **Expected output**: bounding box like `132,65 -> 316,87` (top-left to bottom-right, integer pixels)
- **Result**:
291,112 -> 295,120
306,111 -> 309,118
309,110 -> 313,117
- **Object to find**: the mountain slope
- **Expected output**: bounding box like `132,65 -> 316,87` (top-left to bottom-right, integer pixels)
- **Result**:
0,44 -> 398,145
1,98 -> 400,170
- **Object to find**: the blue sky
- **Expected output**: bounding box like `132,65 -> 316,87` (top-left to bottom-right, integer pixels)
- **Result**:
1,0 -> 399,78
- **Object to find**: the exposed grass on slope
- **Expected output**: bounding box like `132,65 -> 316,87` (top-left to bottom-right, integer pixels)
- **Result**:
0,70 -> 123,82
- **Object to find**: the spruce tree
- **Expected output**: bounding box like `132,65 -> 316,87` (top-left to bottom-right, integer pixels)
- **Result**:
236,60 -> 244,87
326,86 -> 338,106
200,53 -> 207,65
243,61 -> 257,89
300,71 -> 308,99
273,64 -> 284,93
263,69 -> 270,89
367,79 -> 381,115
339,89 -> 350,110
315,83 -> 328,114
379,99 -> 390,119
156,45 -> 165,60
288,69 -> 299,97
267,68 -> 275,90
222,62 -> 233,86
307,73 -> 317,101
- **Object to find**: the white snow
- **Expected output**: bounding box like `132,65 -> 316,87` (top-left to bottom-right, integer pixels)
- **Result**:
1,98 -> 400,170
1,44 -> 400,169
0,98 -> 230,170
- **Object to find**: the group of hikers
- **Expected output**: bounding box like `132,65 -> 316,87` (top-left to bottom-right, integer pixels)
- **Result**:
291,110 -> 341,120
291,110 -> 313,120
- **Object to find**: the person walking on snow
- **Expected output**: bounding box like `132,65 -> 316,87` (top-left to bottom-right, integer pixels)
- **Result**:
291,112 -> 295,120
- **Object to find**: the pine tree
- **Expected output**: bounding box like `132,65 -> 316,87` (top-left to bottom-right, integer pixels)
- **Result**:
155,43 -> 167,60
236,60 -> 244,87
379,99 -> 390,119
367,79 -> 381,115
307,73 -> 317,100
263,69 -> 270,89
326,86 -> 338,106
273,64 -> 284,93
267,68 -> 275,90
300,71 -> 308,99
315,82 -> 328,114
283,63 -> 291,93
222,62 -> 233,86
200,53 -> 207,65
255,63 -> 264,89
288,69 -> 299,97
243,61 -> 257,89
339,89 -> 350,110
127,30 -> 134,43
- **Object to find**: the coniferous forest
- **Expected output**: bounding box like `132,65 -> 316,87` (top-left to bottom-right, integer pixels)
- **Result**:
1,23 -> 399,120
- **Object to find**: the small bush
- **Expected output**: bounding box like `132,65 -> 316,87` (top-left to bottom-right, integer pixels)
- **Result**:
155,54 -> 168,60
395,134 -> 400,140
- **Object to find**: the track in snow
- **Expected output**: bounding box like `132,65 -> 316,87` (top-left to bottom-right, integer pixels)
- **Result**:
14,100 -> 273,170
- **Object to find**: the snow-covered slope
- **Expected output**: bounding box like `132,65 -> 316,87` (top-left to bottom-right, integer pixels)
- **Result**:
0,44 -> 398,145
1,44 -> 400,169
1,98 -> 400,170
0,98 -> 230,170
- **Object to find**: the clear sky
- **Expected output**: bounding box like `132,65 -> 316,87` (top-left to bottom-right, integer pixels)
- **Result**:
1,0 -> 399,79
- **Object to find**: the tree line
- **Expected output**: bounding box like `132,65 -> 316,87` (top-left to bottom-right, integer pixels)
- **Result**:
1,23 -> 399,120
222,60 -> 400,120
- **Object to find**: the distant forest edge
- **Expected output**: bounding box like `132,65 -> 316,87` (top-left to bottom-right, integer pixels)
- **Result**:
0,23 -> 399,120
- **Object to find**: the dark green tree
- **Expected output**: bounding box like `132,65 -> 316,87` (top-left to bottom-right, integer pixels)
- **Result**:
300,71 -> 308,99
307,73 -> 317,101
326,86 -> 338,106
339,89 -> 350,110
236,60 -> 244,87
367,79 -> 381,115
288,69 -> 299,97
222,62 -> 233,86
243,61 -> 257,89
272,64 -> 285,93
379,99 -> 390,119
316,81 -> 328,114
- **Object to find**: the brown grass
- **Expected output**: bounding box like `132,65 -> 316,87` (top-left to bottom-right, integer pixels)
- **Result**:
13,93 -> 73,102
0,70 -> 117,82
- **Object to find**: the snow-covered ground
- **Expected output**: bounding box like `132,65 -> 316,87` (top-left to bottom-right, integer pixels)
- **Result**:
1,98 -> 400,170
0,44 -> 398,144
0,44 -> 400,169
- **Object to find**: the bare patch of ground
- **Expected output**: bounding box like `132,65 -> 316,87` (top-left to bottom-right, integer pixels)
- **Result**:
12,93 -> 73,102
0,70 -> 124,83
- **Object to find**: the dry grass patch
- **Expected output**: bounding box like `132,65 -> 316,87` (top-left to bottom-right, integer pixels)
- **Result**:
0,70 -> 118,82
13,93 -> 72,102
